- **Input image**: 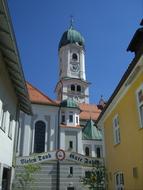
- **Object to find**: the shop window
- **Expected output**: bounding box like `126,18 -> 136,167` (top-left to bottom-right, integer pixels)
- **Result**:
77,85 -> 81,92
34,121 -> 46,153
96,147 -> 101,158
113,115 -> 120,145
85,147 -> 90,156
71,84 -> 75,91
136,86 -> 143,128
115,172 -> 124,190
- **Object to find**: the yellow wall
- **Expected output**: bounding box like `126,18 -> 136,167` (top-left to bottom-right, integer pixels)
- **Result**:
104,71 -> 143,190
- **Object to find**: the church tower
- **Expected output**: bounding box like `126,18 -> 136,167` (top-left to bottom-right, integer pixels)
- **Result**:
55,22 -> 90,103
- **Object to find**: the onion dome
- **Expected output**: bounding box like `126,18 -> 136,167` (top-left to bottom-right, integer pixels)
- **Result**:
60,98 -> 79,109
59,26 -> 85,50
83,119 -> 102,140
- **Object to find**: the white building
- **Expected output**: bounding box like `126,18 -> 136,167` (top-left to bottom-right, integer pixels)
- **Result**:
0,0 -> 31,190
15,23 -> 103,190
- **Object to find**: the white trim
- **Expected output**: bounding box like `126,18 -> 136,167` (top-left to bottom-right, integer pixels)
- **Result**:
32,119 -> 48,153
114,171 -> 124,190
136,83 -> 143,128
113,114 -> 120,145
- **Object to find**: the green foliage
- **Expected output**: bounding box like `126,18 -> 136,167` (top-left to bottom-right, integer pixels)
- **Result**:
12,164 -> 41,190
81,162 -> 106,190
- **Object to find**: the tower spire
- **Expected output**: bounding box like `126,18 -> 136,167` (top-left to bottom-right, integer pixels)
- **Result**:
70,15 -> 74,29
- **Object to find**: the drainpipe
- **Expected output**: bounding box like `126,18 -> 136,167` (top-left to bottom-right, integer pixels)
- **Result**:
56,79 -> 64,190
11,103 -> 20,189
56,105 -> 61,190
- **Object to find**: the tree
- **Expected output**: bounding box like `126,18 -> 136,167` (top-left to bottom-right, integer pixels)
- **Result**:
81,162 -> 106,190
12,164 -> 41,190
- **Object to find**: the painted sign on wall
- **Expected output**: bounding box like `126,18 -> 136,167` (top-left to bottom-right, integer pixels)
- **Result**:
16,150 -> 101,166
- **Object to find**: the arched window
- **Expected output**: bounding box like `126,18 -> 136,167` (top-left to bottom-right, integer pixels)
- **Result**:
71,84 -> 75,91
77,85 -> 81,92
85,147 -> 90,156
34,121 -> 46,153
72,53 -> 78,61
96,147 -> 101,158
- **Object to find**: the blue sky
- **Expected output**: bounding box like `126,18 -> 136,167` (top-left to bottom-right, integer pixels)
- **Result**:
8,0 -> 143,104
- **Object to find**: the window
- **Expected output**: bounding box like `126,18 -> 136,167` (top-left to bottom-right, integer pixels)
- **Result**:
69,113 -> 73,123
136,86 -> 143,128
34,121 -> 46,153
69,141 -> 73,149
96,147 -> 101,158
113,115 -> 120,145
115,172 -> 124,190
77,85 -> 81,92
61,113 -> 65,123
85,171 -> 91,178
76,116 -> 79,124
85,147 -> 90,156
8,115 -> 13,139
0,105 -> 7,132
72,53 -> 78,61
71,84 -> 75,91
69,167 -> 73,175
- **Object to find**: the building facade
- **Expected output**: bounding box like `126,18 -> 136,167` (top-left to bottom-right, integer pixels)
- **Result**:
15,25 -> 103,190
97,22 -> 143,190
0,1 -> 31,190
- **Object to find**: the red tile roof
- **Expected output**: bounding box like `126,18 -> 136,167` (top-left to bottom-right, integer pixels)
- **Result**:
27,82 -> 101,121
26,82 -> 58,106
79,103 -> 101,121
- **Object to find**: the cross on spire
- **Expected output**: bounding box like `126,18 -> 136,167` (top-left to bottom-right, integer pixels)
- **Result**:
70,15 -> 74,28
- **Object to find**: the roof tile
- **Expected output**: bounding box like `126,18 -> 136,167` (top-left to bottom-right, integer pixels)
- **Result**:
26,82 -> 58,106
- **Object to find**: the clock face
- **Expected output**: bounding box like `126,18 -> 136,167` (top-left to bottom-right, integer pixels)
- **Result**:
70,63 -> 79,72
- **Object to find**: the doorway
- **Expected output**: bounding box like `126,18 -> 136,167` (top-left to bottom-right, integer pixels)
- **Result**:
2,167 -> 11,190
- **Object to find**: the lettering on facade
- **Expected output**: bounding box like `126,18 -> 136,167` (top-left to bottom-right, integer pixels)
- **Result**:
16,151 -> 101,166
17,153 -> 53,165
69,153 -> 100,166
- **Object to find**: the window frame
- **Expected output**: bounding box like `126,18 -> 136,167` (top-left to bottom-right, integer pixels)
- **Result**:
114,171 -> 124,190
85,146 -> 90,156
136,84 -> 143,128
34,120 -> 46,153
71,53 -> 79,62
69,141 -> 73,149
0,106 -> 7,132
113,114 -> 120,145
71,84 -> 75,91
69,112 -> 73,123
8,115 -> 13,139
61,112 -> 65,124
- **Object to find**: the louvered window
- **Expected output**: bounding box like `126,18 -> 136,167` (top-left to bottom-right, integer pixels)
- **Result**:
113,115 -> 120,145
